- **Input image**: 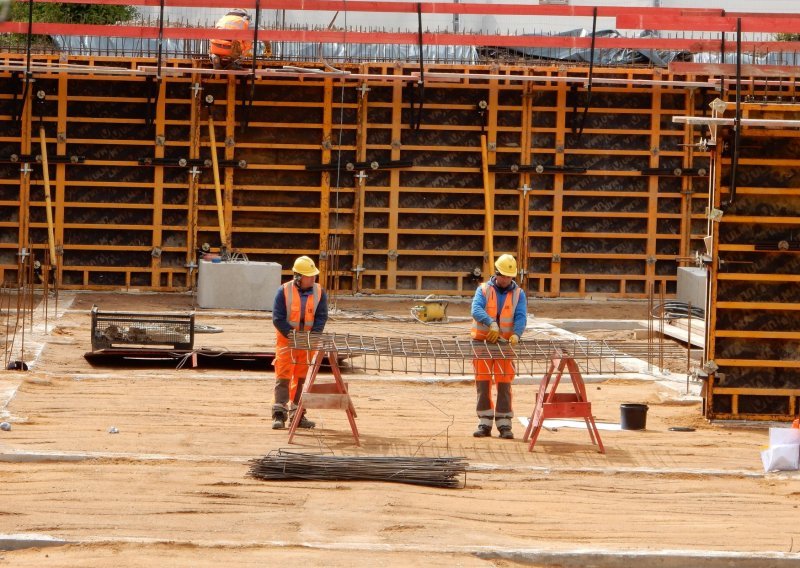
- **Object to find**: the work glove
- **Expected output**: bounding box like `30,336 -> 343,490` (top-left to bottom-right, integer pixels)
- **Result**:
509,334 -> 520,346
486,322 -> 500,343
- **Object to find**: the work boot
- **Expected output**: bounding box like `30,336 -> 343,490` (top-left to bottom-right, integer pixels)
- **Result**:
296,415 -> 316,429
271,406 -> 287,430
498,426 -> 514,440
289,408 -> 316,429
473,424 -> 492,438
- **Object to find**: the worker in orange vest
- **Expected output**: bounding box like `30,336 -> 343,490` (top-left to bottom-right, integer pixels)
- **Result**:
470,254 -> 528,439
271,256 -> 329,430
209,9 -> 253,70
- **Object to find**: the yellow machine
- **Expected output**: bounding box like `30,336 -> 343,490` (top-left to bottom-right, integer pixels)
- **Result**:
411,295 -> 449,324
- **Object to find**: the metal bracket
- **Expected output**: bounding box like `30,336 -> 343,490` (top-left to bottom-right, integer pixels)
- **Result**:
306,159 -> 412,173
1,154 -> 84,164
490,163 -> 587,174
138,157 -> 246,169
640,167 -> 708,177
754,240 -> 800,252
707,208 -> 724,222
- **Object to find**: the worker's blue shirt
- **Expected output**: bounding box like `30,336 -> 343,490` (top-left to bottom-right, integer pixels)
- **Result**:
272,282 -> 328,338
471,277 -> 527,337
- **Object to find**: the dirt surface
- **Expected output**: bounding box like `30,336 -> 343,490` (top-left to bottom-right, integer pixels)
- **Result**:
1,291 -> 799,567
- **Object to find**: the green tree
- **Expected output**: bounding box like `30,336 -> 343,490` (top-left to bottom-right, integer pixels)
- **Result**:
775,33 -> 800,42
10,2 -> 136,25
4,2 -> 136,48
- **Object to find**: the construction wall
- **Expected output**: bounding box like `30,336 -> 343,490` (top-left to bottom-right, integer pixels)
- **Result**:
705,101 -> 800,421
1,56 -> 721,297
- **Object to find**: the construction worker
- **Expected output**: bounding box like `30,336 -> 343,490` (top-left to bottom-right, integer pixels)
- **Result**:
271,255 -> 329,430
470,254 -> 527,439
209,8 -> 253,70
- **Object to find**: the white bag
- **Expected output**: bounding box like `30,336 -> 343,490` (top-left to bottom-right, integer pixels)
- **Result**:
769,427 -> 800,447
761,444 -> 800,472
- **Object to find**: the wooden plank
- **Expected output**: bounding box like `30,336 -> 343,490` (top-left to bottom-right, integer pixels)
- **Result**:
713,387 -> 800,396
300,393 -> 352,410
715,359 -> 800,368
716,301 -> 800,311
715,331 -> 800,339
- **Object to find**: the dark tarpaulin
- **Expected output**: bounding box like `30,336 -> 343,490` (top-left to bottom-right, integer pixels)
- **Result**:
478,28 -> 692,67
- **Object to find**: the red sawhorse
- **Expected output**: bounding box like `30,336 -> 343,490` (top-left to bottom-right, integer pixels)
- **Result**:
287,348 -> 359,446
522,354 -> 604,453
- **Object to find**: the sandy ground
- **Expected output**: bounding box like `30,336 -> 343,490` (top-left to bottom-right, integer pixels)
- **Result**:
1,291 -> 799,567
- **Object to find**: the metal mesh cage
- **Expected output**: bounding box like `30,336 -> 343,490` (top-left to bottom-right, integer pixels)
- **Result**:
90,306 -> 195,350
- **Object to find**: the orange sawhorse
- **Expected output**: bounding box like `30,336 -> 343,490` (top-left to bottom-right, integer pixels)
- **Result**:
287,349 -> 359,446
522,354 -> 605,453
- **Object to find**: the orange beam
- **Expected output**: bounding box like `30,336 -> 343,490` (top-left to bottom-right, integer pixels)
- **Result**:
12,0 -> 725,18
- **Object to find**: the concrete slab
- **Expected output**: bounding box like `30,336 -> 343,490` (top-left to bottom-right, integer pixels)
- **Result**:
0,533 -> 69,551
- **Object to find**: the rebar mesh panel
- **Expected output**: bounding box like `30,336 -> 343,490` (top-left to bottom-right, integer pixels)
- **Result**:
91,306 -> 194,350
287,332 -> 686,376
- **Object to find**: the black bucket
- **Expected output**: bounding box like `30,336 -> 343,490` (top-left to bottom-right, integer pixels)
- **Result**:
620,403 -> 648,430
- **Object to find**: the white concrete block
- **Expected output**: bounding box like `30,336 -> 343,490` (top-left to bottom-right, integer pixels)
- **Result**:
197,260 -> 282,311
676,267 -> 707,311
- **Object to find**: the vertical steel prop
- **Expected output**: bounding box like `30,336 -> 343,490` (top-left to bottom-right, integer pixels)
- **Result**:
205,94 -> 228,249
481,134 -> 494,275
37,118 -> 57,267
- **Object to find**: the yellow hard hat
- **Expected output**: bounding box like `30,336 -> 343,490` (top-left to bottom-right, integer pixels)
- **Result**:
494,254 -> 517,277
292,255 -> 319,277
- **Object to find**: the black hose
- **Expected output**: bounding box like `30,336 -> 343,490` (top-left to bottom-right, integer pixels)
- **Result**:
651,301 -> 705,320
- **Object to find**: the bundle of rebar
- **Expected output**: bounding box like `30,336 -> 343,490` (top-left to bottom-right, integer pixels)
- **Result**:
248,450 -> 468,488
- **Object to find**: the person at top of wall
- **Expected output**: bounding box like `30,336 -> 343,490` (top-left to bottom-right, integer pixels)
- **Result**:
209,9 -> 253,70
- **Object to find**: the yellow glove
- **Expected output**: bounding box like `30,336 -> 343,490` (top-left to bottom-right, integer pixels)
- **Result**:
509,334 -> 520,346
486,322 -> 500,343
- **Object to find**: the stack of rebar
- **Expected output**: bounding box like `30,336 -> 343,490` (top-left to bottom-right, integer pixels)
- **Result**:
248,450 -> 468,488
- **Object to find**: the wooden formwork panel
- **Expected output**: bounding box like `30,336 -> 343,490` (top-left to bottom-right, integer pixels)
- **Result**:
706,102 -> 800,421
0,56 -> 721,297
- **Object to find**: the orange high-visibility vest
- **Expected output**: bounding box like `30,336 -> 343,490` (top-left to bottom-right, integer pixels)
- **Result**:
471,283 -> 520,340
210,14 -> 252,58
283,281 -> 321,331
